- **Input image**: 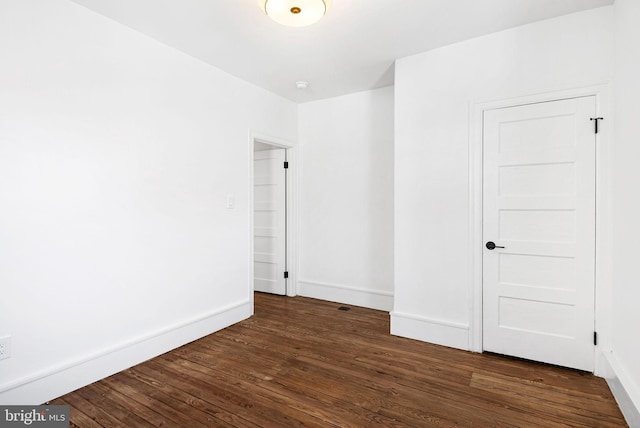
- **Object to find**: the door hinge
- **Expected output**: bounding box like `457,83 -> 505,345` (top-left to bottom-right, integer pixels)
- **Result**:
284,161 -> 289,169
594,331 -> 598,346
284,271 -> 289,279
590,117 -> 604,134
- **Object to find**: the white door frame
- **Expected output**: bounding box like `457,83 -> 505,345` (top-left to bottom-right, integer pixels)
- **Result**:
468,83 -> 612,373
249,130 -> 298,304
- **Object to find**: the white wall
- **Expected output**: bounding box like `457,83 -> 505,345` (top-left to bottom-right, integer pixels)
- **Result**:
607,0 -> 640,423
393,7 -> 614,349
0,0 -> 297,404
298,87 -> 394,310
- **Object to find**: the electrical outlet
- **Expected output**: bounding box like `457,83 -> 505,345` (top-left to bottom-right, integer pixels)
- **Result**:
0,336 -> 11,360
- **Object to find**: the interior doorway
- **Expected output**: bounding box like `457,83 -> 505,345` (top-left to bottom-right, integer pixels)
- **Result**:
481,96 -> 597,371
252,140 -> 289,295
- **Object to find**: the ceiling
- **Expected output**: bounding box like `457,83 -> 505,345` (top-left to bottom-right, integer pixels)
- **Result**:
69,0 -> 613,103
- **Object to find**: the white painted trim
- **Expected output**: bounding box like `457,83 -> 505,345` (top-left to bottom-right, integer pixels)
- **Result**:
468,82 -> 613,357
599,350 -> 640,427
390,311 -> 470,350
468,97 -> 484,353
249,130 -> 298,297
297,279 -> 393,311
0,300 -> 252,405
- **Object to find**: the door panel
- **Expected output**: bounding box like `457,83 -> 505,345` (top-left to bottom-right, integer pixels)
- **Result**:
483,96 -> 596,371
253,148 -> 286,295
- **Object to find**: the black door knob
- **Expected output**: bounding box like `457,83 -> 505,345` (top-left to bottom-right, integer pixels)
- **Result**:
486,241 -> 505,250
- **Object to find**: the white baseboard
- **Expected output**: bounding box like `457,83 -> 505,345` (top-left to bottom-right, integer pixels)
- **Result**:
0,300 -> 252,405
297,279 -> 393,311
599,350 -> 640,427
390,310 -> 470,351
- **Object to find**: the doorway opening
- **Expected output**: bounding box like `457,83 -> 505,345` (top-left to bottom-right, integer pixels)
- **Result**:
250,133 -> 296,300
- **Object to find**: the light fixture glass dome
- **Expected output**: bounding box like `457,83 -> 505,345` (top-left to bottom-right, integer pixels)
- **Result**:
259,0 -> 331,27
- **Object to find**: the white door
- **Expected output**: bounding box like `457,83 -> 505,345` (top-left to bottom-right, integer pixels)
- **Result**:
253,148 -> 287,295
482,96 -> 596,371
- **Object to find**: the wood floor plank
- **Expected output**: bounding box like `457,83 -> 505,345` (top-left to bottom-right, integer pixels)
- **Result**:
51,292 -> 628,427
143,356 -> 299,428
156,353 -> 334,428
50,398 -> 104,428
58,389 -> 131,428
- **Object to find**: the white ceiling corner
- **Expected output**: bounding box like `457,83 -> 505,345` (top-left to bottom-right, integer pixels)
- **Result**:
69,0 -> 614,103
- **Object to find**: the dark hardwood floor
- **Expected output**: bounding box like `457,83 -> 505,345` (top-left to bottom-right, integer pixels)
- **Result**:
51,293 -> 627,427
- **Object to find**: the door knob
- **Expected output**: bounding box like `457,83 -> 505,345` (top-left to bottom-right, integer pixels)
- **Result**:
485,241 -> 505,250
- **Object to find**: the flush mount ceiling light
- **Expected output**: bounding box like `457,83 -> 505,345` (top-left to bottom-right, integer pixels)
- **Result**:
259,0 -> 331,27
